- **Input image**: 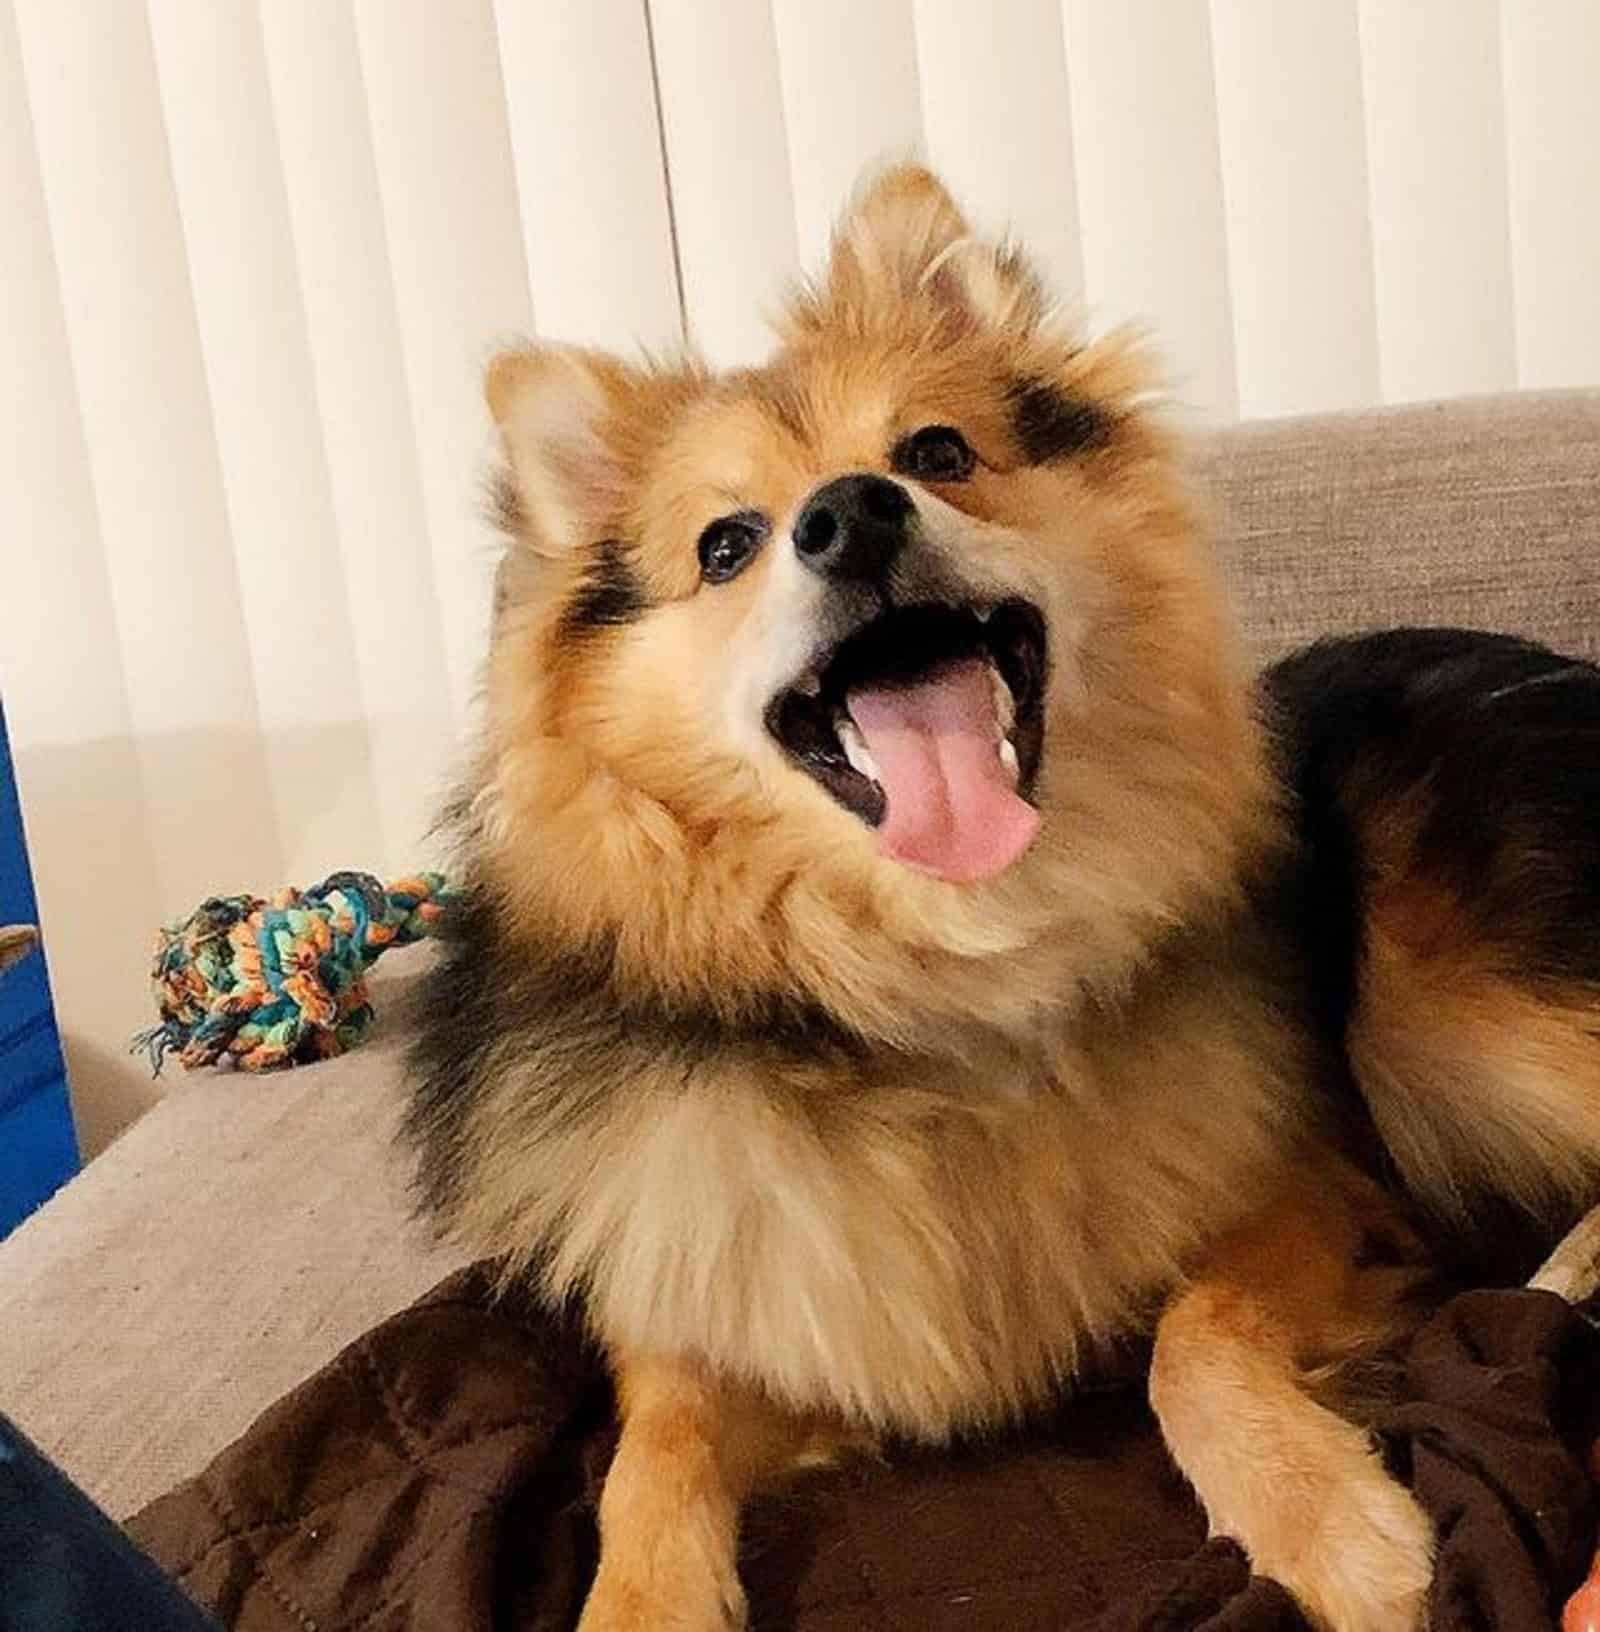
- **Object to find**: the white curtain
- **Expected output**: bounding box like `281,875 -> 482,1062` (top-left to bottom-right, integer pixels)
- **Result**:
2,0 -> 1597,1152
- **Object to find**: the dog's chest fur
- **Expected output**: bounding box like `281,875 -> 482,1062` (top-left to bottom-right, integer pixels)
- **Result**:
409,911 -> 1312,1437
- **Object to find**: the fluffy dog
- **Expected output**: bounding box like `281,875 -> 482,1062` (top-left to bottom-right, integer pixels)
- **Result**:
405,166 -> 1600,1630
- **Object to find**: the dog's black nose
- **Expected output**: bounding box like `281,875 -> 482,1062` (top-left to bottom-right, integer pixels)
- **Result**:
793,474 -> 912,580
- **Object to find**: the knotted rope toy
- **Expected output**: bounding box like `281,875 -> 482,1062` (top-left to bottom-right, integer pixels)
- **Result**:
137,871 -> 456,1074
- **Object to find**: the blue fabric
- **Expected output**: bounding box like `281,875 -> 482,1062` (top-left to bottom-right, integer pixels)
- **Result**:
0,701 -> 77,1237
0,1414 -> 222,1631
0,1096 -> 79,1241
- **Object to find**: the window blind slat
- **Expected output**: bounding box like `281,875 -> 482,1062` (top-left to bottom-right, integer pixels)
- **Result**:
1063,0 -> 1237,418
147,0 -> 385,886
1359,0 -> 1516,404
647,0 -> 799,367
496,0 -> 682,353
260,0 -> 456,869
1500,0 -> 1600,392
354,0 -> 533,725
1209,0 -> 1381,419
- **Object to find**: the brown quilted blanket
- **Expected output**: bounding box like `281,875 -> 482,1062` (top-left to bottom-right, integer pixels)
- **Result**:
128,1267 -> 1600,1631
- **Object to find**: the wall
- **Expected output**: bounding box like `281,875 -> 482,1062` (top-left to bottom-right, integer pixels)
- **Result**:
1,0 -> 1597,1151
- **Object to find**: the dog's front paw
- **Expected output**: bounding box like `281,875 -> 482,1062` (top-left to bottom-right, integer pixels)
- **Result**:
577,1546 -> 748,1632
1263,1464 -> 1433,1632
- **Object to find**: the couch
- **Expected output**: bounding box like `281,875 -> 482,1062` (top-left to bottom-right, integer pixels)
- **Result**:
1,388 -> 1596,1525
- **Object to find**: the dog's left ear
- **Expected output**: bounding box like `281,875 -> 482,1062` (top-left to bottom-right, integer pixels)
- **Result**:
792,163 -> 1046,338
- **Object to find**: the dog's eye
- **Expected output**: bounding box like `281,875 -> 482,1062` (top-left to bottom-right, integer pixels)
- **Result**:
697,512 -> 768,585
892,426 -> 975,483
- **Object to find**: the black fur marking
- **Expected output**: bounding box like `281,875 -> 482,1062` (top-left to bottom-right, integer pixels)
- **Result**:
1253,696 -> 1366,1066
401,886 -> 865,1229
560,540 -> 648,635
1352,1226 -> 1415,1271
1007,378 -> 1112,464
1266,628 -> 1600,990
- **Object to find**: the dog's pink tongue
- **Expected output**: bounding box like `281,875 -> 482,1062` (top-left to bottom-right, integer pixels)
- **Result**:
847,658 -> 1040,882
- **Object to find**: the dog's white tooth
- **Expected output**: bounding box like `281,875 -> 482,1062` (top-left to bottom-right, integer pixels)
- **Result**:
977,605 -> 993,623
998,738 -> 1019,785
837,716 -> 880,783
989,663 -> 1016,735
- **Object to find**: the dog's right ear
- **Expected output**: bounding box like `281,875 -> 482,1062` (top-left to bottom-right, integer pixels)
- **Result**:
485,344 -> 636,559
827,164 -> 973,308
791,163 -> 1047,340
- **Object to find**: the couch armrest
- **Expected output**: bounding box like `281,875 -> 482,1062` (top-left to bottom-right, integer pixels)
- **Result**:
0,954 -> 466,1518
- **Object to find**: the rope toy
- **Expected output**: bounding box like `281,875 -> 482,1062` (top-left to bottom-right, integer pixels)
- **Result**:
136,871 -> 456,1074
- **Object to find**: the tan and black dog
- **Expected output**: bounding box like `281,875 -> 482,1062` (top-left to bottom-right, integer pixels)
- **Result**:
405,166 -> 1600,1630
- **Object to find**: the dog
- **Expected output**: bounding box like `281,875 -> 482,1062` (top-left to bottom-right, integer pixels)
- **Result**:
404,165 -> 1600,1630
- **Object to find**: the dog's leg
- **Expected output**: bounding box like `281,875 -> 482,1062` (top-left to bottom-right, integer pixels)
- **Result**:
1150,1166 -> 1435,1632
578,1350 -> 851,1632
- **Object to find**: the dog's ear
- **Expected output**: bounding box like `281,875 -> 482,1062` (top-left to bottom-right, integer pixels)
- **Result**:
795,163 -> 1046,337
484,344 -> 638,559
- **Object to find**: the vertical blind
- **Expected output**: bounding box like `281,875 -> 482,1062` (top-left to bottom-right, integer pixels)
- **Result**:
2,0 -> 1597,1151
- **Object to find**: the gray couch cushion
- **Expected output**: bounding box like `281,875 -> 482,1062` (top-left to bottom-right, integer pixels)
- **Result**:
1201,389 -> 1600,663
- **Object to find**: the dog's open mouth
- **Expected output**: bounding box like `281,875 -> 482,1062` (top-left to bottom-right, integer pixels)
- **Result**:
764,600 -> 1047,882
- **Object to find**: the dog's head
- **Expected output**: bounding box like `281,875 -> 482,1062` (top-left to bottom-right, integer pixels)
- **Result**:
473,167 -> 1270,1042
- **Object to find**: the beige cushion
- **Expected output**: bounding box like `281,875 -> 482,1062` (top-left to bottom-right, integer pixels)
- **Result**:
1,389 -> 1596,1520
0,959 -> 466,1517
1201,388 -> 1600,663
